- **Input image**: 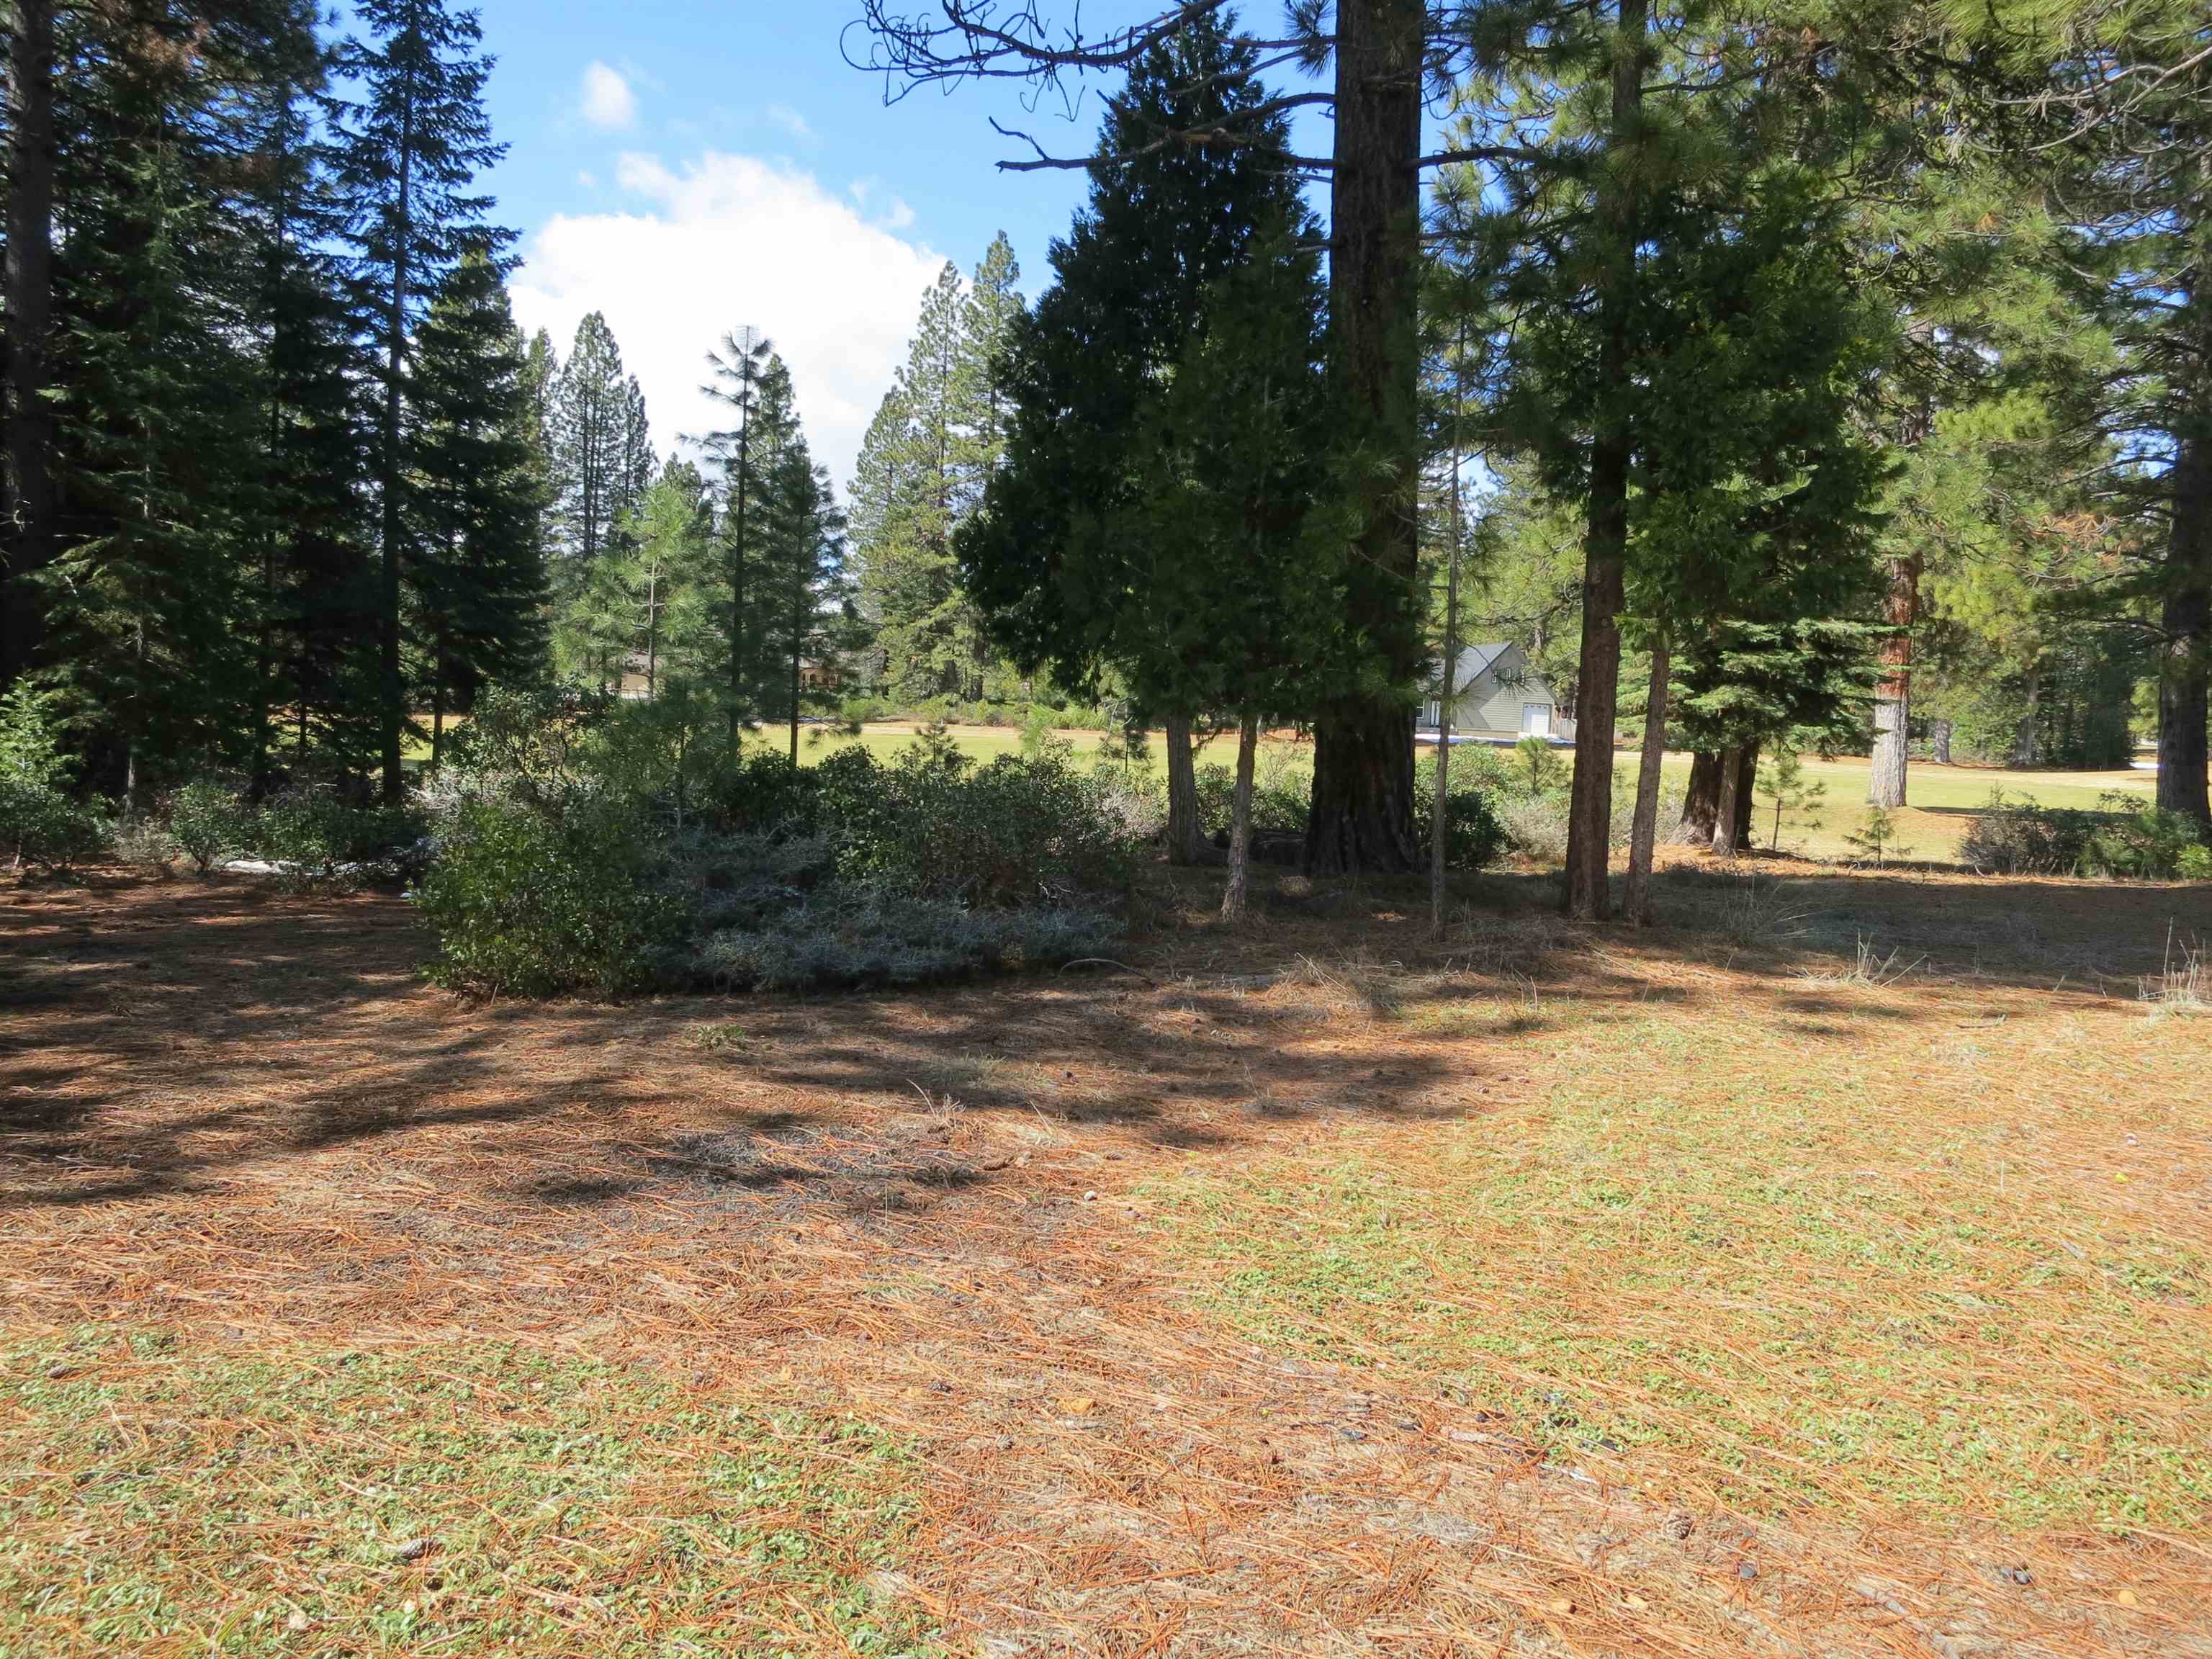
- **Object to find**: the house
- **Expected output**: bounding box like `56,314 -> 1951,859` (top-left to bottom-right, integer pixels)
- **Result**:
1418,642 -> 1575,747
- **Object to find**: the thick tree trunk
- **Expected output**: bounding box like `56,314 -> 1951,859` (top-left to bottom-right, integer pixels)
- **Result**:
1561,0 -> 1646,922
1623,637 -> 1670,925
2,0 -> 58,688
1731,747 -> 1758,851
1164,712 -> 1209,865
2157,417 -> 2212,830
1869,550 -> 1920,807
1680,750 -> 1722,844
1711,746 -> 1743,858
1930,719 -> 1953,766
1222,708 -> 1260,922
1305,0 -> 1426,876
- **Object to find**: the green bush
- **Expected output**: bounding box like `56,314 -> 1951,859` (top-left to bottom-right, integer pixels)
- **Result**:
167,779 -> 251,875
1417,787 -> 1509,871
0,687 -> 103,870
255,785 -> 425,879
1960,788 -> 2208,880
824,743 -> 1135,907
0,776 -> 103,869
415,797 -> 683,998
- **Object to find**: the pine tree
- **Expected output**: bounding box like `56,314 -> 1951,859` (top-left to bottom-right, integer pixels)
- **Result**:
34,1 -> 307,801
961,18 -> 1347,899
869,262 -> 968,702
700,325 -> 772,737
408,250 -> 547,765
547,312 -> 647,587
325,0 -> 509,803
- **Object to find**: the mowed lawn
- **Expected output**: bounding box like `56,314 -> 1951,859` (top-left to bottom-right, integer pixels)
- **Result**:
806,723 -> 2154,864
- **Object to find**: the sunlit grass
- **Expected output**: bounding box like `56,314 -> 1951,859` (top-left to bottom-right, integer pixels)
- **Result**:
0,1334 -> 938,1658
1151,1001 -> 2212,1531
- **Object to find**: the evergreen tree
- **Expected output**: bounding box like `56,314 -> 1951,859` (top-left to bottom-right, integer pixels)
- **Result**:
700,325 -> 772,737
408,250 -> 547,765
548,312 -> 649,587
962,17 -> 1347,892
325,0 -> 509,802
34,0 -> 310,801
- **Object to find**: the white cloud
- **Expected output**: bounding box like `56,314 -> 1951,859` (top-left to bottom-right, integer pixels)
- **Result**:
579,61 -> 637,132
511,151 -> 945,493
765,103 -> 814,142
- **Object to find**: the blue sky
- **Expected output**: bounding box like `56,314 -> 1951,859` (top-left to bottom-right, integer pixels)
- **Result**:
474,1 -> 1237,491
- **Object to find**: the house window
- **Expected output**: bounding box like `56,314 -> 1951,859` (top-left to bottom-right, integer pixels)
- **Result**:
1422,700 -> 1442,728
1521,703 -> 1551,737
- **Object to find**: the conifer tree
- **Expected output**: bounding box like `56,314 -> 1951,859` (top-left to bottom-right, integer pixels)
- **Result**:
548,312 -> 649,584
408,250 -> 547,765
701,325 -> 772,737
325,0 -> 509,802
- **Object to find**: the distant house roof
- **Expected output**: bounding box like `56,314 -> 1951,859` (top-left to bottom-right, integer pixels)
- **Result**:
1429,642 -> 1519,692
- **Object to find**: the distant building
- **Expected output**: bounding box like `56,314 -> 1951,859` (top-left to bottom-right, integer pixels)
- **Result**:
1418,642 -> 1574,746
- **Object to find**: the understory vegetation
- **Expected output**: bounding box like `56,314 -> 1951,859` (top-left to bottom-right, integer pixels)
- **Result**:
1961,788 -> 2212,881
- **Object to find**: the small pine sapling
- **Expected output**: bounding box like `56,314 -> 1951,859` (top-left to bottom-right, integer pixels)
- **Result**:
1843,802 -> 1913,868
1759,747 -> 1827,852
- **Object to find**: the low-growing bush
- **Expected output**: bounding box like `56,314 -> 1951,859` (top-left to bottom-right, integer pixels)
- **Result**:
690,889 -> 1122,992
0,775 -> 103,869
1417,787 -> 1509,871
415,796 -> 683,998
0,690 -> 104,871
167,778 -> 251,875
823,743 -> 1135,908
1961,788 -> 2208,880
256,784 -> 426,881
110,817 -> 181,873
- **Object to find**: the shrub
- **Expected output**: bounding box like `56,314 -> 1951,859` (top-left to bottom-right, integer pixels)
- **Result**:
2180,844 -> 2212,883
1416,788 -> 1509,871
2082,797 -> 2206,880
1961,788 -> 2208,880
415,797 -> 683,998
830,743 -> 1136,907
1498,793 -> 1570,863
0,688 -> 102,870
256,785 -> 426,880
690,889 -> 1122,992
167,779 -> 251,875
110,817 -> 181,873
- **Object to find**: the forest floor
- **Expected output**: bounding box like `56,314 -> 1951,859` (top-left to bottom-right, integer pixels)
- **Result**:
3,857 -> 2209,1658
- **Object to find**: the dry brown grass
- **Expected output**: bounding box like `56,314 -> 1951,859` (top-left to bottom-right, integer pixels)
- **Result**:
2,857 -> 2208,1657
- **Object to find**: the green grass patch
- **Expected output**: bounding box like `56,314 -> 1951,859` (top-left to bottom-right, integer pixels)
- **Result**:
1149,1011 -> 2212,1531
0,1332 -> 939,1658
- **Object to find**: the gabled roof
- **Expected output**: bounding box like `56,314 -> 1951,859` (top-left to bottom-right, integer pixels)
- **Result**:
1430,642 -> 1515,689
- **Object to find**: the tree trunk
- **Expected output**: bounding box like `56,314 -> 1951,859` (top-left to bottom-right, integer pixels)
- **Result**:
2012,669 -> 2041,768
1304,0 -> 1426,876
1930,719 -> 1953,766
1623,637 -> 1670,925
1431,441 -> 1464,938
1164,711 -> 1209,865
1712,746 -> 1742,858
1,0 -> 58,688
1561,0 -> 1646,922
1221,708 -> 1260,922
1868,549 -> 1920,807
2157,415 -> 2212,830
1731,747 -> 1758,852
377,89 -> 416,806
1680,750 -> 1722,844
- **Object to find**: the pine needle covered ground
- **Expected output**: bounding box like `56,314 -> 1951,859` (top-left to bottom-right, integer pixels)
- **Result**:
2,860 -> 2206,1657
